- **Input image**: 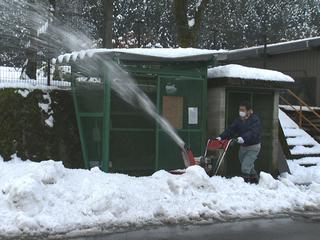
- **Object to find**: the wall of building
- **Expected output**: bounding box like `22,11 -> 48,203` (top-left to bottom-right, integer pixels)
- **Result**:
207,84 -> 282,176
227,49 -> 320,106
207,87 -> 226,138
271,92 -> 280,174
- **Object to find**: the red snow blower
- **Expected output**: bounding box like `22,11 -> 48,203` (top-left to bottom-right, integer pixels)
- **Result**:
179,138 -> 235,176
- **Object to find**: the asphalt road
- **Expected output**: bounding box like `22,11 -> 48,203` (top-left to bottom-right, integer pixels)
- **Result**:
72,212 -> 320,240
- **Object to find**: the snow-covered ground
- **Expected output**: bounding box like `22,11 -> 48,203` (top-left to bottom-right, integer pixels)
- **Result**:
0,66 -> 71,90
286,160 -> 320,185
0,155 -> 320,238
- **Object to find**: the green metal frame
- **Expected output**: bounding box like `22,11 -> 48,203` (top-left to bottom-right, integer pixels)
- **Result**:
71,77 -> 89,169
102,68 -> 111,171
71,57 -> 213,174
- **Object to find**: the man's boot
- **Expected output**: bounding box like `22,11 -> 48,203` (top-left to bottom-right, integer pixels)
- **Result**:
249,174 -> 259,184
241,174 -> 252,183
242,173 -> 259,184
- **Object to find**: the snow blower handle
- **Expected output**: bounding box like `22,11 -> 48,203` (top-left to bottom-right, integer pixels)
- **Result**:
203,139 -> 211,157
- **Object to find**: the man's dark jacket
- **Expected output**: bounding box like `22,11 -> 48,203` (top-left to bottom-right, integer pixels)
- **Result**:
219,113 -> 261,146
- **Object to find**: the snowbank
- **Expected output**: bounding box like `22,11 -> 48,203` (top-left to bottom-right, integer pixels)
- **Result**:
0,156 -> 320,237
208,64 -> 294,82
286,160 -> 320,185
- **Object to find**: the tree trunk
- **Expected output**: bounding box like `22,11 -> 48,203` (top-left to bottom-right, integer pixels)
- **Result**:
103,0 -> 113,48
173,0 -> 191,47
25,47 -> 37,80
173,0 -> 209,48
25,0 -> 37,80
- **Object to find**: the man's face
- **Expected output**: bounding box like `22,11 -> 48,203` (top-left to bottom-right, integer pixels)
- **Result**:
239,106 -> 248,118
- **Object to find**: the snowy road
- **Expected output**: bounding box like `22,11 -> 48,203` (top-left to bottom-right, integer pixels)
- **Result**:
71,213 -> 320,240
18,212 -> 319,240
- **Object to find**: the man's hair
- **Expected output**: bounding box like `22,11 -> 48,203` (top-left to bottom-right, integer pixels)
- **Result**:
239,101 -> 252,110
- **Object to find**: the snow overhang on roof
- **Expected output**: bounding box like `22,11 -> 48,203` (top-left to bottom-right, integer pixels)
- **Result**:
208,64 -> 295,83
225,36 -> 320,61
53,48 -> 226,64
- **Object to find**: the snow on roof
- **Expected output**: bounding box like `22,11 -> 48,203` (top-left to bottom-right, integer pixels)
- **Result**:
228,36 -> 320,55
54,48 -> 226,64
208,64 -> 294,82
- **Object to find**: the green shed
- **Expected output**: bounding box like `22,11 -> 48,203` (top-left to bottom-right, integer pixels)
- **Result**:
56,48 -> 216,175
207,64 -> 294,176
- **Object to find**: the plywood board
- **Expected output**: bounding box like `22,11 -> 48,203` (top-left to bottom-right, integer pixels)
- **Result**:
162,96 -> 183,129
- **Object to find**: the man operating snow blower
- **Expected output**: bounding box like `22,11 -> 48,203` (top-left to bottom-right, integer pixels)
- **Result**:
215,101 -> 261,184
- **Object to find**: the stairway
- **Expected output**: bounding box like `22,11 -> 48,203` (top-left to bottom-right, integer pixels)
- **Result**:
280,105 -> 320,143
279,89 -> 320,143
279,109 -> 320,166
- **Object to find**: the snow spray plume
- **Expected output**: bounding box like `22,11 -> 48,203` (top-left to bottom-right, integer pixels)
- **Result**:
1,1 -> 187,158
73,55 -> 185,149
102,59 -> 185,148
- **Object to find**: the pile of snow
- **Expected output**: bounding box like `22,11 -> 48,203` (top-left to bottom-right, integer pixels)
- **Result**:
286,159 -> 320,185
1,156 -> 320,237
279,109 -> 320,155
280,109 -> 320,184
15,89 -> 31,98
208,64 -> 294,82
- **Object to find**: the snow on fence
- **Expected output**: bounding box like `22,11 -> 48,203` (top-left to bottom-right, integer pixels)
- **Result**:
0,66 -> 71,90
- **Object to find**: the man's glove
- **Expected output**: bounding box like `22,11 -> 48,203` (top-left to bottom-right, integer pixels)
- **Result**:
237,137 -> 244,144
209,136 -> 221,141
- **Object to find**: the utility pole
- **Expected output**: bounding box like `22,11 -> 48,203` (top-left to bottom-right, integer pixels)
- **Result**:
103,0 -> 113,48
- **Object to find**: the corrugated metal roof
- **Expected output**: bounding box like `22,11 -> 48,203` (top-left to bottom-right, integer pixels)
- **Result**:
225,36 -> 320,61
53,48 -> 223,64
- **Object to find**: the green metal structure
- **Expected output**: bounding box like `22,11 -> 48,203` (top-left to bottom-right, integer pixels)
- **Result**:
69,52 -> 214,175
224,88 -> 275,176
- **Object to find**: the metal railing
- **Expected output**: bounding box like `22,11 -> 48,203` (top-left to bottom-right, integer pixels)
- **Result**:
0,62 -> 71,89
280,89 -> 320,134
